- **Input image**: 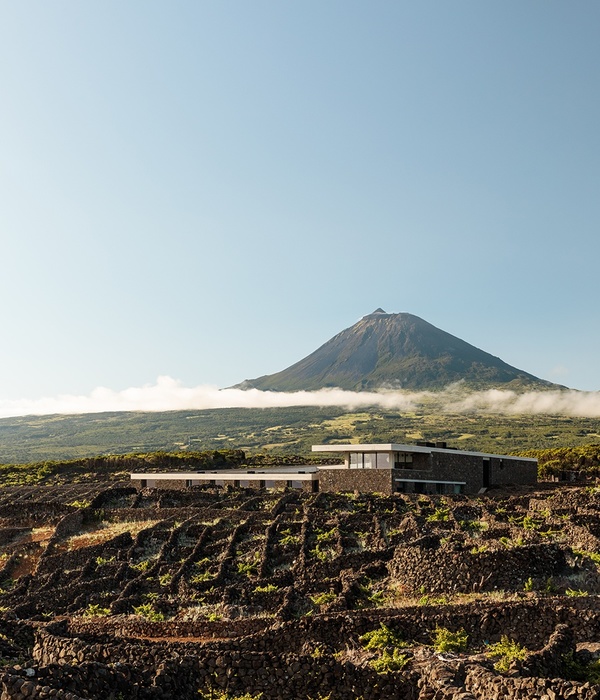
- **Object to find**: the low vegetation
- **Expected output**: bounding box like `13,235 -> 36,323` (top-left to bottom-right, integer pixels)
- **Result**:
1,406 -> 600,468
487,636 -> 528,671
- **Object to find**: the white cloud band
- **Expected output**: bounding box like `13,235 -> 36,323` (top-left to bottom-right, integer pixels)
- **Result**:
1,376 -> 600,418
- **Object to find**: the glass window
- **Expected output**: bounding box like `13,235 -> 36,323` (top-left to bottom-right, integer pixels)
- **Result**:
377,453 -> 391,468
364,454 -> 376,469
394,453 -> 413,469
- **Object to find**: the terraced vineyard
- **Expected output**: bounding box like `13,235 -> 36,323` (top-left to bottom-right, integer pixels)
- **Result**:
1,484 -> 600,698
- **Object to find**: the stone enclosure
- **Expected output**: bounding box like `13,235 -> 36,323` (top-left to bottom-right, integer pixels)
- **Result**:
0,482 -> 599,698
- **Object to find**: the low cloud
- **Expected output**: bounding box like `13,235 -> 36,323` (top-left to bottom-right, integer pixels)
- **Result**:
1,376 -> 600,419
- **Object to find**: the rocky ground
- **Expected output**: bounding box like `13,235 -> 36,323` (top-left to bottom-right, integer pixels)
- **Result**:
0,483 -> 599,698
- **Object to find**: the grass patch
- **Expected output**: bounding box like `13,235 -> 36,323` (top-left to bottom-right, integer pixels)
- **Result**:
67,520 -> 159,551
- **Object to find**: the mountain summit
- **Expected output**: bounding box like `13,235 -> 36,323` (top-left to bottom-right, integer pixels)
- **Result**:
237,310 -> 559,392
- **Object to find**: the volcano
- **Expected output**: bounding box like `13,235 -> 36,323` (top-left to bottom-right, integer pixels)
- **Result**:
237,309 -> 559,392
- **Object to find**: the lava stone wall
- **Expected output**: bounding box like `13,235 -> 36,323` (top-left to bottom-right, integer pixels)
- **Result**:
388,541 -> 568,594
131,478 -> 314,492
393,452 -> 537,493
318,468 -> 393,494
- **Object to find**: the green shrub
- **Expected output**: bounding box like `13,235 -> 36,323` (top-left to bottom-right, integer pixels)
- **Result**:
572,549 -> 600,567
310,591 -> 336,606
427,507 -> 450,523
470,544 -> 488,554
198,691 -> 263,700
432,627 -> 468,653
131,560 -> 152,572
370,648 -> 410,673
315,528 -> 337,543
68,499 -> 91,509
487,636 -> 528,672
309,544 -> 335,562
360,623 -> 407,651
310,645 -> 326,659
191,571 -> 215,584
279,533 -> 300,546
159,572 -> 173,586
133,603 -> 165,622
460,520 -> 488,532
237,551 -> 261,577
95,555 -> 115,567
82,604 -> 110,617
521,516 -> 541,531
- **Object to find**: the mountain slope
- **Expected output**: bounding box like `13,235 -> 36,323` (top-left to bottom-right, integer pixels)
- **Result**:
238,309 -> 560,392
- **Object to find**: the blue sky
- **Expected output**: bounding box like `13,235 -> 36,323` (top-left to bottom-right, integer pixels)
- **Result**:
1,1 -> 599,409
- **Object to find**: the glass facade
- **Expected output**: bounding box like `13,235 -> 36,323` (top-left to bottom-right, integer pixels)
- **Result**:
349,452 -> 391,469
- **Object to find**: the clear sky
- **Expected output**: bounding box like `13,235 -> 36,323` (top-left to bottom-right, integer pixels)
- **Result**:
1,1 -> 599,411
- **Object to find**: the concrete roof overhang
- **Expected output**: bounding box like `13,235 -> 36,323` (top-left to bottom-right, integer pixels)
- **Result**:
311,443 -> 537,463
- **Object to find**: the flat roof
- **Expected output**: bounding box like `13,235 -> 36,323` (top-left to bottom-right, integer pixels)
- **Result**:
311,443 -> 537,463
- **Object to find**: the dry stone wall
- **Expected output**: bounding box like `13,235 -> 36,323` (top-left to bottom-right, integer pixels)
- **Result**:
0,484 -> 599,698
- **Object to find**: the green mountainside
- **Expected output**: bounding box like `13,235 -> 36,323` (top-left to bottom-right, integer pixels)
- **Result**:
1,406 -> 599,464
237,309 -> 561,392
0,443 -> 599,485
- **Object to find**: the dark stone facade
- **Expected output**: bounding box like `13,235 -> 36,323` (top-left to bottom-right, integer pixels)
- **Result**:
318,468 -> 393,494
391,451 -> 537,494
131,451 -> 536,496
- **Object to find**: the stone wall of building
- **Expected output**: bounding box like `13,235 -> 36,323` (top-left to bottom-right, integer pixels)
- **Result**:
491,456 -> 538,486
318,468 -> 393,494
131,478 -> 315,492
392,452 -> 537,493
